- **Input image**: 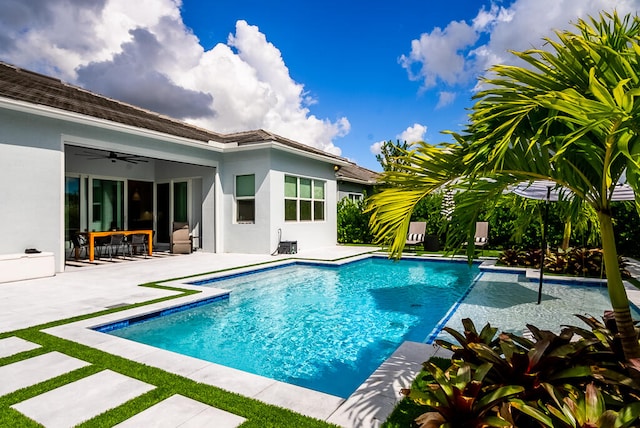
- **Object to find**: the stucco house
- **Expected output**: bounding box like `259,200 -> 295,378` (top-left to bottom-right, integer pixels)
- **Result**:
0,62 -> 351,275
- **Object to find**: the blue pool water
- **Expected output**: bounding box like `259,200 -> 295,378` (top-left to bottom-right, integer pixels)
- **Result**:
106,257 -> 479,397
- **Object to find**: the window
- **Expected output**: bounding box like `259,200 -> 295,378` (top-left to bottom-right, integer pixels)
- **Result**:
236,174 -> 255,223
347,193 -> 362,202
284,175 -> 325,221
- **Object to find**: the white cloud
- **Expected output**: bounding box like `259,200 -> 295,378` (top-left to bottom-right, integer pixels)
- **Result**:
0,0 -> 348,155
369,140 -> 386,155
399,19 -> 478,89
397,123 -> 427,144
436,91 -> 457,109
369,123 -> 427,154
402,0 -> 640,92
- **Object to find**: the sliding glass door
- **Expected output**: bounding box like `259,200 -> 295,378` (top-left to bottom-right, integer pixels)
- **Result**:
65,177 -> 81,241
91,178 -> 124,231
156,180 -> 189,244
128,180 -> 154,231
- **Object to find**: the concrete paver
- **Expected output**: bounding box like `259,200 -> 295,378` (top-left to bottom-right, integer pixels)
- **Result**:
12,369 -> 155,428
0,336 -> 41,358
114,394 -> 246,428
0,351 -> 89,397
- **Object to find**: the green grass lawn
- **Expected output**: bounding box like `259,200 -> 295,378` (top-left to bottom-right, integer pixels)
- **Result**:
0,280 -> 338,427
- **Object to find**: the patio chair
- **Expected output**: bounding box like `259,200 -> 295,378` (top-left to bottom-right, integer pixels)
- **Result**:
405,221 -> 426,251
105,233 -> 126,260
171,222 -> 192,254
474,221 -> 489,253
69,233 -> 88,260
128,233 -> 148,258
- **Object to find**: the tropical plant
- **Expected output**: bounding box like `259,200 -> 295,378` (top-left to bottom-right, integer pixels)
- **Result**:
401,317 -> 640,427
540,382 -> 640,427
436,319 -> 596,402
337,197 -> 373,244
401,361 -> 526,428
368,11 -> 640,361
497,247 -> 631,278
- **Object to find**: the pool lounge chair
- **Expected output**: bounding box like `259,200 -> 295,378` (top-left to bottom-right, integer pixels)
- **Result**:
405,221 -> 426,251
474,221 -> 489,254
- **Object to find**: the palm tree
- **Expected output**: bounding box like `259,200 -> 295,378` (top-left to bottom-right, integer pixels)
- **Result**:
368,11 -> 640,361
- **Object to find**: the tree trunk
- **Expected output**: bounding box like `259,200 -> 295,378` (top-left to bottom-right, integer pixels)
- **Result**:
562,221 -> 571,250
598,211 -> 640,361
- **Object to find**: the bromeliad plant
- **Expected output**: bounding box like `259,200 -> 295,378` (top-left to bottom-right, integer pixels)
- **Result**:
437,319 -> 596,403
497,247 -> 632,278
539,382 -> 640,428
401,317 -> 640,427
401,361 -> 528,428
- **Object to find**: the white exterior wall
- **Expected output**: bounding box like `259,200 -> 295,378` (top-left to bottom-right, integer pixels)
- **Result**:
0,109 -> 65,271
0,107 -> 221,272
221,149 -> 273,254
270,150 -> 337,253
221,148 -> 339,254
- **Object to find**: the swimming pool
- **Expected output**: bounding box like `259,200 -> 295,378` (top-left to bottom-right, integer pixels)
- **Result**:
103,257 -> 479,398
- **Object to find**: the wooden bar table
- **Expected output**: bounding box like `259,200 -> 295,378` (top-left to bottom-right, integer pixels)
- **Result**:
87,230 -> 153,261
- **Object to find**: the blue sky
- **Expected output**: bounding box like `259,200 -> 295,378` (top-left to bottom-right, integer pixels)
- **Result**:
1,0 -> 638,170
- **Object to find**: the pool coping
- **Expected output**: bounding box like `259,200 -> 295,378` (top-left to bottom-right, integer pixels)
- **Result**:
42,254 -> 468,427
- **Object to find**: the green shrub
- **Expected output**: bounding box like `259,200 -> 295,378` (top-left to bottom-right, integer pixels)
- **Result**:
337,197 -> 373,244
498,247 -> 631,278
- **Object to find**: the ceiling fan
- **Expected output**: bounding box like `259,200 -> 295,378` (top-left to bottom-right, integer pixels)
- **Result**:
76,150 -> 149,164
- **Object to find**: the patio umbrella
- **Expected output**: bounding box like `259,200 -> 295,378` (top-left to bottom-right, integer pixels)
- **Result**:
509,181 -> 635,304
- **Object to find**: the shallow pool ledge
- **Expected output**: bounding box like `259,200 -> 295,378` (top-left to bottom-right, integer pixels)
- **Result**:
327,341 -> 449,428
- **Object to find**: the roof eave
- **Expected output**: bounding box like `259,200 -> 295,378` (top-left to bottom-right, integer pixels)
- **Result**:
0,96 -> 225,153
337,177 -> 378,185
224,139 -> 350,166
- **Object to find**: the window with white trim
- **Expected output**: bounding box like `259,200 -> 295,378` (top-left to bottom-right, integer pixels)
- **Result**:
284,175 -> 325,221
235,174 -> 255,223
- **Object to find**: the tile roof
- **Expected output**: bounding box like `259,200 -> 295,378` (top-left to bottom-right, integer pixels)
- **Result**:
0,61 -> 347,164
336,163 -> 380,184
0,62 -> 224,143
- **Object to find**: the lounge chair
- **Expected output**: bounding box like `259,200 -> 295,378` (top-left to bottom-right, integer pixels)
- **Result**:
474,221 -> 489,253
171,222 -> 192,254
405,221 -> 426,251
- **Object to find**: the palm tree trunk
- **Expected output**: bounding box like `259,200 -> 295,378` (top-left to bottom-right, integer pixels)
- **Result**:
598,211 -> 640,361
562,221 -> 571,250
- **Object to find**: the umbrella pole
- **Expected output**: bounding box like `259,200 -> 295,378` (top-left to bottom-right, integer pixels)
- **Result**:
537,186 -> 552,304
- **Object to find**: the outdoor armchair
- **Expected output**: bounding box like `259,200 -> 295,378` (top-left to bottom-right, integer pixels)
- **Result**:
171,222 -> 192,254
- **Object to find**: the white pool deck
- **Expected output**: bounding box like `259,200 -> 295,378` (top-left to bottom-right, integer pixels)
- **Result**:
2,247 -> 640,427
